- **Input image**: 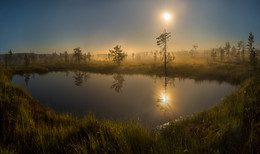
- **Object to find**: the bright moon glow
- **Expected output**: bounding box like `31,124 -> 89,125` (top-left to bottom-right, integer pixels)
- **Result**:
163,12 -> 171,21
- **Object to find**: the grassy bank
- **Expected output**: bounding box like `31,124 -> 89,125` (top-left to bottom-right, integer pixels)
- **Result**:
161,75 -> 260,153
0,65 -> 259,153
0,69 -> 165,153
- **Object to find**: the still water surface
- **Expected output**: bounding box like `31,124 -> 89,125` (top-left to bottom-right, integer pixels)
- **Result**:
11,72 -> 236,127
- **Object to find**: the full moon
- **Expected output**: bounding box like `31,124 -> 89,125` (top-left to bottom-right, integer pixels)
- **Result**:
163,12 -> 171,21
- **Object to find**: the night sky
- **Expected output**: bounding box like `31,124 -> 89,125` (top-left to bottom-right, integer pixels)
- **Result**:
0,0 -> 260,54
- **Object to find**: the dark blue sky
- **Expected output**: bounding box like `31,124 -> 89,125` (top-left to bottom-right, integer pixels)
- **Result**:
0,0 -> 260,53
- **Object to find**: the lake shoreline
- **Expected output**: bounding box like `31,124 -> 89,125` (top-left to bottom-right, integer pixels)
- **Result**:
9,60 -> 251,85
0,62 -> 259,153
11,72 -> 236,127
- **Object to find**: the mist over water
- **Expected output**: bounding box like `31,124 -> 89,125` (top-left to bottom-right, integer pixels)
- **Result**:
11,72 -> 236,127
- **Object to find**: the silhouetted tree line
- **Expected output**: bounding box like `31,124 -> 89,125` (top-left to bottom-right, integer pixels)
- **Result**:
0,48 -> 93,66
208,32 -> 259,68
0,32 -> 258,68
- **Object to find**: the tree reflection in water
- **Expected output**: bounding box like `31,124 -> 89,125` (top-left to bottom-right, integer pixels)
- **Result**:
24,74 -> 30,86
156,77 -> 175,112
110,74 -> 125,93
73,71 -> 90,86
65,71 -> 69,77
84,72 -> 91,82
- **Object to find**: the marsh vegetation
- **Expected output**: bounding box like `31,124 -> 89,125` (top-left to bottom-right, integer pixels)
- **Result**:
0,33 -> 259,153
0,66 -> 259,153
